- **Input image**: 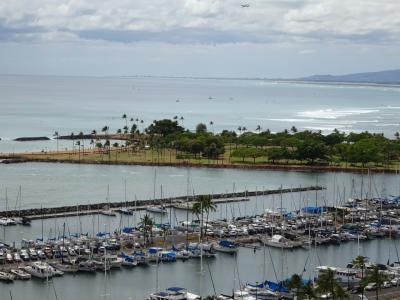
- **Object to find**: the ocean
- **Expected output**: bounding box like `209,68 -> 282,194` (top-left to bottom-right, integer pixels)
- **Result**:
1,75 -> 400,152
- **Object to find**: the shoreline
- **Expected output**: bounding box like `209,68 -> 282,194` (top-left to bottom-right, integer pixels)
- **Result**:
2,156 -> 399,174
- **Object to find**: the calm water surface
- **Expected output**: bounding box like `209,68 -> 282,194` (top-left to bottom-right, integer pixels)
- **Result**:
1,75 -> 400,152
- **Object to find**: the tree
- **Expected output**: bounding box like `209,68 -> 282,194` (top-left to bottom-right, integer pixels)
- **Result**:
256,124 -> 261,133
352,256 -> 367,299
192,195 -> 216,239
285,274 -> 316,300
53,131 -> 59,152
209,121 -> 214,133
140,214 -> 154,245
315,268 -> 348,299
291,126 -> 298,133
362,265 -> 387,300
122,113 -> 127,129
297,138 -> 328,163
348,138 -> 382,166
202,136 -> 225,160
196,123 -> 207,134
146,119 -> 184,137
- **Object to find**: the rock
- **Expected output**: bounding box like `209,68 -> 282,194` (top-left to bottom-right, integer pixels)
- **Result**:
14,136 -> 50,141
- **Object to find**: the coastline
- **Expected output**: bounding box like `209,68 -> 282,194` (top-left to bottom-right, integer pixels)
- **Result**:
2,155 -> 399,174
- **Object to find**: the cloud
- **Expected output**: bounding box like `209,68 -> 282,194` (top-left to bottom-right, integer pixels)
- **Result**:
0,0 -> 399,45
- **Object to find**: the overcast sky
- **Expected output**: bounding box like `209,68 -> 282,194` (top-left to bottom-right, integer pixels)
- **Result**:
0,0 -> 399,77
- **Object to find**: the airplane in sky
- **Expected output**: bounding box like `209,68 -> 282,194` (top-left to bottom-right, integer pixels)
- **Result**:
241,4 -> 250,8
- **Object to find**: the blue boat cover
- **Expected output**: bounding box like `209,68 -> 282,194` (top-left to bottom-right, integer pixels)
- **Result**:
301,206 -> 325,214
96,232 -> 110,237
219,240 -> 236,248
122,227 -> 135,233
265,281 -> 289,292
247,282 -> 264,288
148,247 -> 158,254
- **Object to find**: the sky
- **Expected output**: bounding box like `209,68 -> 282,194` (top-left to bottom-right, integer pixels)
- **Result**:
0,0 -> 399,78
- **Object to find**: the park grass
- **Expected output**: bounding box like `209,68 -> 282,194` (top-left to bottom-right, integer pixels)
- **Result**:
9,144 -> 400,172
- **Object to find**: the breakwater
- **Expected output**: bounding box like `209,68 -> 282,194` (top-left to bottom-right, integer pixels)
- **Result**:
0,186 -> 323,219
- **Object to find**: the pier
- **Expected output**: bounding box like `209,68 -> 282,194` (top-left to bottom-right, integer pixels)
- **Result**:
0,186 -> 323,220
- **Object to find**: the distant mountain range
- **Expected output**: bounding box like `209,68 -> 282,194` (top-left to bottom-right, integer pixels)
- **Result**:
298,69 -> 400,85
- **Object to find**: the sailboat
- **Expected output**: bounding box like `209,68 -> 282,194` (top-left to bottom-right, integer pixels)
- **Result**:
101,185 -> 116,216
14,186 -> 31,225
146,172 -> 167,214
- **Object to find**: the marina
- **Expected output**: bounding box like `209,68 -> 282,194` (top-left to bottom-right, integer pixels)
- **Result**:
0,162 -> 399,299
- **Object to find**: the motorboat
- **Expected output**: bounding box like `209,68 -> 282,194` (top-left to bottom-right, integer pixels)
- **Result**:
316,266 -> 360,284
24,262 -> 54,279
146,206 -> 167,214
10,268 -> 31,280
262,235 -> 295,249
0,271 -> 15,282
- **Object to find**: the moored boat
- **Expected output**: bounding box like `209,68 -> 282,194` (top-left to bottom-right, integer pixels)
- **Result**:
148,287 -> 200,300
262,235 -> 295,249
214,240 -> 238,254
24,261 -> 54,279
146,206 -> 167,214
10,268 -> 31,280
0,271 -> 15,282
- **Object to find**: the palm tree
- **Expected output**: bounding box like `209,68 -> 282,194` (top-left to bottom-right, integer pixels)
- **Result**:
362,265 -> 387,300
285,274 -> 316,300
237,126 -> 242,135
286,273 -> 303,298
91,129 -> 97,139
300,282 -> 316,300
192,195 -> 216,239
70,132 -> 75,153
315,268 -> 348,299
352,256 -> 367,298
76,140 -> 81,161
122,113 -> 127,128
101,126 -> 109,138
117,128 -> 122,140
256,125 -> 261,133
140,214 -> 154,246
209,121 -> 214,134
53,131 -> 59,152
180,116 -> 184,126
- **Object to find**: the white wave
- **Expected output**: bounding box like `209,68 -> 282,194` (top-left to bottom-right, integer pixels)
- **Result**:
297,108 -> 379,119
168,174 -> 184,177
258,118 -> 314,123
374,123 -> 400,127
303,125 -> 347,131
